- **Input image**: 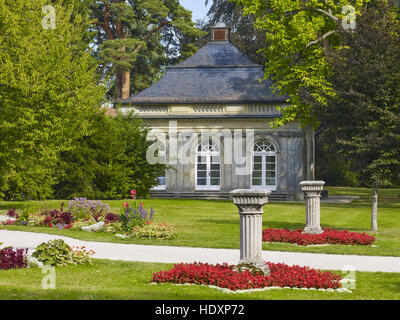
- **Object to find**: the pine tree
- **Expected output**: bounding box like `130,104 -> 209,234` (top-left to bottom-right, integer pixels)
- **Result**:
90,0 -> 206,100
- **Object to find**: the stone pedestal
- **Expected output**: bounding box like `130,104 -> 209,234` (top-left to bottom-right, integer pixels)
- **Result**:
230,189 -> 271,275
300,181 -> 325,234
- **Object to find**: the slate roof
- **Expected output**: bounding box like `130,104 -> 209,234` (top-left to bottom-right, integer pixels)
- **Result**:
124,41 -> 288,105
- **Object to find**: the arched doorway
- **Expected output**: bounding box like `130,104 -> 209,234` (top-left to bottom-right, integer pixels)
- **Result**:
196,138 -> 221,190
251,139 -> 277,190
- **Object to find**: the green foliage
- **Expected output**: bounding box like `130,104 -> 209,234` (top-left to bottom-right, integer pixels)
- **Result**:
91,0 -> 206,98
320,0 -> 400,188
32,239 -> 93,266
53,110 -> 165,199
130,222 -> 176,240
0,0 -> 106,200
204,0 -> 266,64
233,0 -> 370,128
32,239 -> 73,266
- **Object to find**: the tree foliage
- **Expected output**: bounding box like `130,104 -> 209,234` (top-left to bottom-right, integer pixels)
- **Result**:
90,0 -> 206,100
0,0 -> 105,200
54,112 -> 166,200
204,0 -> 266,64
320,0 -> 400,189
234,0 -> 370,128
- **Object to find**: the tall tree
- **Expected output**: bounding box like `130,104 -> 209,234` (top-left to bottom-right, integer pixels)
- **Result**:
90,0 -> 205,100
0,0 -> 105,200
320,0 -> 400,231
234,0 -> 370,128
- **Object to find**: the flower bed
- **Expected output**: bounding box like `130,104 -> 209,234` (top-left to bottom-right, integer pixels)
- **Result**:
116,222 -> 176,240
0,190 -> 175,241
262,228 -> 376,246
0,247 -> 28,270
152,262 -> 342,291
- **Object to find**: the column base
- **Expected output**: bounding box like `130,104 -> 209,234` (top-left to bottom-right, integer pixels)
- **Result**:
303,226 -> 324,234
234,259 -> 270,276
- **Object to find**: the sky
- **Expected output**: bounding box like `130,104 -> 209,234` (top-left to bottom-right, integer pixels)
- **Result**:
179,0 -> 212,22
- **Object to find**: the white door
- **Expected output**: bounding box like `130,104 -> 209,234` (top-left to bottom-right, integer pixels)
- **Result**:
196,139 -> 221,190
251,140 -> 277,190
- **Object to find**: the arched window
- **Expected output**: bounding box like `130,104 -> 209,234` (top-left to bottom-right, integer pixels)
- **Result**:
251,139 -> 277,190
196,138 -> 221,190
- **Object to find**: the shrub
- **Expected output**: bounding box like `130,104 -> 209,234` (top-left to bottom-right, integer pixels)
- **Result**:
32,239 -> 94,266
262,228 -> 376,246
130,222 -> 175,240
152,262 -> 342,291
40,204 -> 74,228
0,247 -> 28,270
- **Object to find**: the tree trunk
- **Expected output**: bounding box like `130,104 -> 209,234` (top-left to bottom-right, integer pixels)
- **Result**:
371,183 -> 378,232
121,70 -> 130,100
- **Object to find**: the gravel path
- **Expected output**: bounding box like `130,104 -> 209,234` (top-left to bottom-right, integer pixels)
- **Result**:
1,230 -> 399,272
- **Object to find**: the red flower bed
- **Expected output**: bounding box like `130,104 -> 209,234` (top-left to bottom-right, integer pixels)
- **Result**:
152,262 -> 342,291
262,228 -> 375,246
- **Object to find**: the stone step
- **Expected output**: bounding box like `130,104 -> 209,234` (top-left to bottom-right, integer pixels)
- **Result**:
150,191 -> 289,201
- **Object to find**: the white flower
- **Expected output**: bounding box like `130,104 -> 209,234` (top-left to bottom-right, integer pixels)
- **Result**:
0,215 -> 16,223
81,221 -> 105,232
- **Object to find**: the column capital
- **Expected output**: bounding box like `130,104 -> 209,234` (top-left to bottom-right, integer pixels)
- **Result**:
230,189 -> 271,215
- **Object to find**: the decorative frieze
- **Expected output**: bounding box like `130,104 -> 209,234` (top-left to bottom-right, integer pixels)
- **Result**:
248,105 -> 280,113
133,106 -> 168,113
193,106 -> 224,113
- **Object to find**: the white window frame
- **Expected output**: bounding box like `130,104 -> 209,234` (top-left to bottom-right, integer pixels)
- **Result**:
195,139 -> 221,191
250,140 -> 277,191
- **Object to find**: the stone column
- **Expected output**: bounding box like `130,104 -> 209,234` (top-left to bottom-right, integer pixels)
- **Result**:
300,181 -> 325,234
230,189 -> 271,275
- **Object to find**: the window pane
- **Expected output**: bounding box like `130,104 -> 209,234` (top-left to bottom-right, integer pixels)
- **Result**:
198,156 -> 207,163
252,170 -> 262,178
157,177 -> 166,185
211,171 -> 220,178
252,178 -> 262,186
211,156 -> 220,163
211,164 -> 220,171
266,156 -> 275,163
266,178 -> 276,186
197,164 -> 206,171
266,164 -> 276,171
211,179 -> 220,186
253,156 -> 262,163
266,171 -> 276,178
197,179 -> 207,186
253,163 -> 262,170
197,171 -> 207,178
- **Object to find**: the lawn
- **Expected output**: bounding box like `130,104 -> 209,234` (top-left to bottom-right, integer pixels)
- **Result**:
0,259 -> 399,300
0,187 -> 399,257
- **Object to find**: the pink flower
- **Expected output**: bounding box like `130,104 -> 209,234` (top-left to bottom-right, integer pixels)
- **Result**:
130,190 -> 136,197
123,202 -> 129,209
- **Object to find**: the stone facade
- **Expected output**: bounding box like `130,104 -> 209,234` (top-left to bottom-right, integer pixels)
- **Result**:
118,24 -> 315,200
119,104 -> 313,201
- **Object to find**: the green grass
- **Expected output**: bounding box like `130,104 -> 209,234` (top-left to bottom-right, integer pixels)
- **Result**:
0,259 -> 399,300
0,187 -> 399,257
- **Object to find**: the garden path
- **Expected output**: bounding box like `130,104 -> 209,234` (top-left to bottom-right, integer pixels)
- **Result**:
1,230 -> 399,273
